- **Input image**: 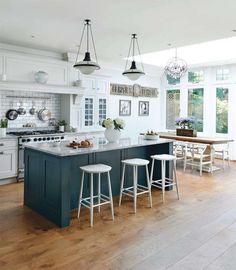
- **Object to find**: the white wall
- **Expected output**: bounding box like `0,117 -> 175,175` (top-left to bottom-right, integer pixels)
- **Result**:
100,68 -> 161,138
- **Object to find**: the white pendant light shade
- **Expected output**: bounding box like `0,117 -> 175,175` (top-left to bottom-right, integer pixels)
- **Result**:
74,52 -> 100,75
74,19 -> 100,75
122,61 -> 145,80
122,34 -> 145,81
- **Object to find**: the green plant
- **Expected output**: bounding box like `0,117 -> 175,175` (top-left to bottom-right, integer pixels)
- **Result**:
0,118 -> 8,128
57,120 -> 67,126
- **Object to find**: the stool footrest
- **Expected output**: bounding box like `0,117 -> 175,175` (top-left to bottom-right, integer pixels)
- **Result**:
121,184 -> 150,198
80,194 -> 111,209
151,178 -> 177,188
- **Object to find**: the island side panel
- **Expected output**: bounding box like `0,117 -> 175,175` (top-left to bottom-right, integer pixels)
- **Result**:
24,148 -> 72,227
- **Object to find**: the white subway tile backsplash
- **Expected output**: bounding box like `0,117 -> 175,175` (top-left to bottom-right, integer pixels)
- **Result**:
0,90 -> 61,128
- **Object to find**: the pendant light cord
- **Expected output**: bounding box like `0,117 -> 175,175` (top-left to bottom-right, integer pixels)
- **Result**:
125,37 -> 133,70
75,24 -> 86,63
90,24 -> 99,64
136,38 -> 145,72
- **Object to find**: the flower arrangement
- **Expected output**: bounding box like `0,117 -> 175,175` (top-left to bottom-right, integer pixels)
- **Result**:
175,116 -> 196,129
101,118 -> 125,131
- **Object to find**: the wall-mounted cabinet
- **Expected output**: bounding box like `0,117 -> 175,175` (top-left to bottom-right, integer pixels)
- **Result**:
82,76 -> 109,94
82,96 -> 108,131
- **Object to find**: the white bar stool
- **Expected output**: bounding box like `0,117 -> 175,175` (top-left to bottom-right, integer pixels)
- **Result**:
78,164 -> 114,227
150,154 -> 180,203
119,158 -> 152,213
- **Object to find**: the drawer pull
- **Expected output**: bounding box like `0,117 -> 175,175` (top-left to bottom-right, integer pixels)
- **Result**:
0,143 -> 4,146
0,151 -> 4,155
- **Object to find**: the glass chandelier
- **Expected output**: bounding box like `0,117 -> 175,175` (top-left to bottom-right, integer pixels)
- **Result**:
122,34 -> 145,81
164,48 -> 187,79
74,19 -> 100,75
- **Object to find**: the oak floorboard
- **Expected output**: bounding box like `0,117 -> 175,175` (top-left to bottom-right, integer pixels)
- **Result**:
0,161 -> 236,270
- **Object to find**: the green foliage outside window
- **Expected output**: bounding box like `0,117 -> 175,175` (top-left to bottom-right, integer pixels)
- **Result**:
166,74 -> 180,85
188,71 -> 204,83
188,88 -> 204,132
216,88 -> 228,133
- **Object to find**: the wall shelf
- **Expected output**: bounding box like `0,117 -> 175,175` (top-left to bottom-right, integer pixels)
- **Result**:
0,81 -> 85,95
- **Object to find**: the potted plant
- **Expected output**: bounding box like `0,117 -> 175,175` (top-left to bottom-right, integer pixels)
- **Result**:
175,117 -> 197,137
0,118 -> 8,137
57,120 -> 67,132
101,118 -> 125,142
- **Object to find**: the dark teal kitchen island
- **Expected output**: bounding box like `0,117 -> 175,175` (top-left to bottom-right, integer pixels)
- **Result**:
24,137 -> 173,228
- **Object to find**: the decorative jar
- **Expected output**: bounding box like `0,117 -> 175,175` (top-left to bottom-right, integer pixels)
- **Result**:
34,71 -> 49,84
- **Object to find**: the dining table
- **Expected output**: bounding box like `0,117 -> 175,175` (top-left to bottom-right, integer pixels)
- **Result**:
158,132 -> 233,145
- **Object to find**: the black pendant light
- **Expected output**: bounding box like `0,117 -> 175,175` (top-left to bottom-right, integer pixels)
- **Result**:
122,34 -> 145,81
74,19 -> 100,75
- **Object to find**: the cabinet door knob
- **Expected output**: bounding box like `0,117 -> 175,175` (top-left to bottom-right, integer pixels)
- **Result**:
0,143 -> 4,146
0,151 -> 4,155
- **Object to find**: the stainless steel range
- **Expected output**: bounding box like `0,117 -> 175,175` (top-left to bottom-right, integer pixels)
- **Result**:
7,130 -> 66,180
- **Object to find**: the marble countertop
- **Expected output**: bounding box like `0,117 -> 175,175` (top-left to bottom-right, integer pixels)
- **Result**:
25,137 -> 173,157
0,135 -> 18,140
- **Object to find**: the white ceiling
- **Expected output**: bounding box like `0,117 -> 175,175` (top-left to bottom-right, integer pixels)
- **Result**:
0,0 -> 236,72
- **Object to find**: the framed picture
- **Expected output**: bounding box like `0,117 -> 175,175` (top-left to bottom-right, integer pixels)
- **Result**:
119,100 -> 131,116
139,101 -> 149,116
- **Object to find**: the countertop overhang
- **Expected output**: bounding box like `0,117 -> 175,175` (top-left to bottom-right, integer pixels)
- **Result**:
25,137 -> 174,157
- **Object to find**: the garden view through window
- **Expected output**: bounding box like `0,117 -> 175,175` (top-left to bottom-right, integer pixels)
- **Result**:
216,88 -> 228,133
188,88 -> 204,132
166,89 -> 180,130
166,74 -> 180,85
188,70 -> 204,83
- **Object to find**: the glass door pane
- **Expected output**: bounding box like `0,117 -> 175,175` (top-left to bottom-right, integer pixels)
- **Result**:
166,89 -> 180,130
216,88 -> 228,133
188,88 -> 204,132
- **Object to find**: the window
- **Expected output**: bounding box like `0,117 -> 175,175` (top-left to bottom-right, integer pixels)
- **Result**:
166,74 -> 180,85
166,89 -> 180,129
188,70 -> 204,83
188,88 -> 204,132
216,88 -> 228,133
216,68 -> 230,81
98,98 -> 107,124
84,98 -> 94,126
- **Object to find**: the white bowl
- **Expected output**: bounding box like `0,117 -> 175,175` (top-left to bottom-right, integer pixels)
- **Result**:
144,134 -> 159,140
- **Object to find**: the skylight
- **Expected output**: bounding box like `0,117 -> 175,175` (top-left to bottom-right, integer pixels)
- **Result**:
138,36 -> 236,67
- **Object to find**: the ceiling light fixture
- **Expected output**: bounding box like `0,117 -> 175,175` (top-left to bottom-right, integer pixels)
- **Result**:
74,19 -> 100,75
122,34 -> 145,81
164,47 -> 187,79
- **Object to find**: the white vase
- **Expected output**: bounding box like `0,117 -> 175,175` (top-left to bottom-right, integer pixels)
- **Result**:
104,128 -> 121,143
59,126 -> 65,132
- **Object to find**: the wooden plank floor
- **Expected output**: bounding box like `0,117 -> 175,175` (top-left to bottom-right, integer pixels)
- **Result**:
1,161 -> 236,270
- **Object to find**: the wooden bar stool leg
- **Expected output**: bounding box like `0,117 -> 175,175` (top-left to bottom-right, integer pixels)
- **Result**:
107,171 -> 114,220
133,165 -> 137,213
119,163 -> 126,206
162,160 -> 166,203
90,173 -> 94,227
173,160 -> 180,200
78,171 -> 85,219
98,173 -> 101,213
145,164 -> 152,208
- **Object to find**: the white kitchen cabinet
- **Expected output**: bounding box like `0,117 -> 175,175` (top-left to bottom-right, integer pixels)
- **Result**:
82,76 -> 109,94
81,96 -> 108,131
4,54 -> 68,85
0,140 -> 17,179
